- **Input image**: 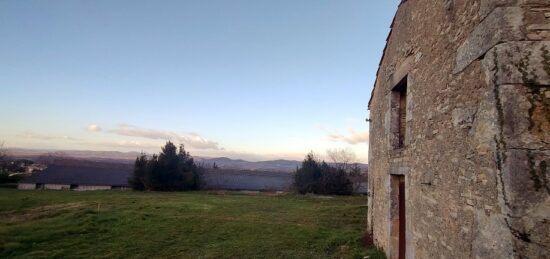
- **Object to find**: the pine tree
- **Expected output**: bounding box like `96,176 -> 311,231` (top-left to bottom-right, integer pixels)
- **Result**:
129,153 -> 147,190
294,152 -> 322,194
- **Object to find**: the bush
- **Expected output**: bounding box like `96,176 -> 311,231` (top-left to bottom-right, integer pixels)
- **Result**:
293,152 -> 353,195
129,141 -> 201,191
0,171 -> 23,184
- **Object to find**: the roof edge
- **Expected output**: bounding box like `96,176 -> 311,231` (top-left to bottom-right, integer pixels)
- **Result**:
367,1 -> 406,109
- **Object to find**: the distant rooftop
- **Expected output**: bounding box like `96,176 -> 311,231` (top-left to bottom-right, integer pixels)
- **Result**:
20,165 -> 131,187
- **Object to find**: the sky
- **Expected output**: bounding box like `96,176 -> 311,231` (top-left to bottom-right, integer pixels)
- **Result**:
0,0 -> 399,163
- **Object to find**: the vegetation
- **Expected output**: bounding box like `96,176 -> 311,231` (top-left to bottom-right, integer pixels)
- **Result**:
294,152 -> 353,195
0,143 -> 25,184
0,189 -> 385,258
129,141 -> 201,191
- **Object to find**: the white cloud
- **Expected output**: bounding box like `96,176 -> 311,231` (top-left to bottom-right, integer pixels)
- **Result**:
86,124 -> 102,132
108,124 -> 221,150
19,132 -> 81,141
91,140 -> 159,149
327,129 -> 369,145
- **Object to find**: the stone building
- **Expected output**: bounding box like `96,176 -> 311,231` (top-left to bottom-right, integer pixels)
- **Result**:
367,0 -> 549,258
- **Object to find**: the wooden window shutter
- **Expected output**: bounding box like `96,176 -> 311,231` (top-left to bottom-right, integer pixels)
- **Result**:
399,91 -> 407,147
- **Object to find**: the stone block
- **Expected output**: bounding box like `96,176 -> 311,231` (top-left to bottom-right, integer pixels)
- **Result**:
454,7 -> 524,74
498,84 -> 550,150
501,149 -> 550,217
483,41 -> 550,86
472,210 -> 514,258
500,149 -> 550,256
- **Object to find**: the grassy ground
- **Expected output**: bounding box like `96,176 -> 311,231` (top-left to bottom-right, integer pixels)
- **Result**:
0,189 -> 384,259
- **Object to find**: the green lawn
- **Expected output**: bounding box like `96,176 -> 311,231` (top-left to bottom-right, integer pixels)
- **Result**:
0,189 -> 384,259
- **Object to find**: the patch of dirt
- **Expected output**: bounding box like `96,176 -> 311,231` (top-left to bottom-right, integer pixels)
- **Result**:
0,202 -> 90,224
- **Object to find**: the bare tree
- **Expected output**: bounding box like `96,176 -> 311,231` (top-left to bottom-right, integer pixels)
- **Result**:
0,142 -> 5,161
0,142 -> 7,173
326,148 -> 357,171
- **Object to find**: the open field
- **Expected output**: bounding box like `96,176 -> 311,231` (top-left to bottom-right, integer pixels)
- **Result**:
0,189 -> 383,258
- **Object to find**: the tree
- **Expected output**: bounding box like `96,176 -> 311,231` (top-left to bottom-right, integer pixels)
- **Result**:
293,152 -> 353,195
0,142 -> 5,162
326,148 -> 357,171
176,144 -> 200,190
130,141 -> 201,191
0,142 -> 8,181
0,142 -> 7,170
0,142 -> 24,184
294,152 -> 323,194
129,153 -> 147,190
319,164 -> 353,195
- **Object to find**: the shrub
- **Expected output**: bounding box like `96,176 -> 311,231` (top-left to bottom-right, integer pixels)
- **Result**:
0,171 -> 23,184
293,152 -> 353,195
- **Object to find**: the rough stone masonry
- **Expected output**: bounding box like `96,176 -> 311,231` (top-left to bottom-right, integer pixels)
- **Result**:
367,0 -> 549,258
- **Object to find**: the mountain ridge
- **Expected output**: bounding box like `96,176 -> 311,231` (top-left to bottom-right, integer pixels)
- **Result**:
5,148 -> 367,173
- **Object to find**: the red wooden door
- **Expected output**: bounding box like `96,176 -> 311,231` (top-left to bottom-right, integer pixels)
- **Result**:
399,178 -> 406,259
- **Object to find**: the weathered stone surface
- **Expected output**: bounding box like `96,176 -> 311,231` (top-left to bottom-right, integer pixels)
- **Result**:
451,107 -> 476,128
479,0 -> 517,19
502,150 -> 550,216
472,210 -> 514,259
368,1 -> 550,258
497,84 -> 550,150
483,41 -> 550,86
454,7 -> 524,74
501,149 -> 550,258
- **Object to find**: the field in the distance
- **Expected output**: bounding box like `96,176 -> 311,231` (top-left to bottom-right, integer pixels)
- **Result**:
0,189 -> 384,258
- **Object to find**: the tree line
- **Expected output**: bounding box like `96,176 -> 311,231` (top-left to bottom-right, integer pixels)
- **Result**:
129,142 -> 364,195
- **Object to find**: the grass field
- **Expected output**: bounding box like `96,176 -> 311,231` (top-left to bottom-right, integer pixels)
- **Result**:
0,189 -> 384,258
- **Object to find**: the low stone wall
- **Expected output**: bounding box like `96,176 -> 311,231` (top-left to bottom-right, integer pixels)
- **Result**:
44,184 -> 70,190
17,183 -> 123,191
73,185 -> 112,191
17,183 -> 36,190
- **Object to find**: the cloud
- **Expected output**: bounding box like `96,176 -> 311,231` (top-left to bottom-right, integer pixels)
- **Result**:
108,124 -> 221,150
327,129 -> 369,145
19,132 -> 82,141
90,140 -> 159,149
86,124 -> 102,132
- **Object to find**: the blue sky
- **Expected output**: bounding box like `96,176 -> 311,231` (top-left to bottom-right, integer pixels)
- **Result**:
0,0 -> 399,162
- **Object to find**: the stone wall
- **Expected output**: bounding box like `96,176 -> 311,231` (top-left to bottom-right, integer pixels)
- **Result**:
43,184 -> 71,190
17,183 -> 36,190
367,0 -> 549,258
17,183 -> 120,191
73,185 -> 113,191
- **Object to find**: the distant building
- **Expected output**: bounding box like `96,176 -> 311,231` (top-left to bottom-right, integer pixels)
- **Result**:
18,165 -> 131,191
368,1 -> 549,258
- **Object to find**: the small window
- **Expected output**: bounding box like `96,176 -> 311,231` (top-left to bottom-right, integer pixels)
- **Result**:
391,77 -> 408,149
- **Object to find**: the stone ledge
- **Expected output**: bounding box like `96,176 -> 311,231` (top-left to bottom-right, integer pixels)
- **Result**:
479,0 -> 518,20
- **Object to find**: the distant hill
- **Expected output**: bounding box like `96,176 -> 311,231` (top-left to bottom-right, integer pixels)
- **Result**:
6,148 -> 367,173
195,157 -> 303,172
